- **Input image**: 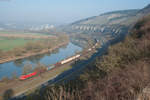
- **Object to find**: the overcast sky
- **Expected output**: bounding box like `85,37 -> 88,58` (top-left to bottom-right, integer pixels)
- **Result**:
0,0 -> 150,25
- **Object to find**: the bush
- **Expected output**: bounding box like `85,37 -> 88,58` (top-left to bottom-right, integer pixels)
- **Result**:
3,89 -> 14,100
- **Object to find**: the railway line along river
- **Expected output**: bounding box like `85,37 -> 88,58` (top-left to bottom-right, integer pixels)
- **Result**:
0,42 -> 82,80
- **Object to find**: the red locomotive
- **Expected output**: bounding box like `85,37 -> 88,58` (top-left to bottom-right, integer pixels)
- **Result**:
19,72 -> 37,80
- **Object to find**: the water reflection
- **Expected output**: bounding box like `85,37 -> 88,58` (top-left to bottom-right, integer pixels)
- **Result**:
26,54 -> 45,63
14,59 -> 24,67
0,42 -> 82,79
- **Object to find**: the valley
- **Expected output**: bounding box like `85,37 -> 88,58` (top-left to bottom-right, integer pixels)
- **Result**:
0,2 -> 150,100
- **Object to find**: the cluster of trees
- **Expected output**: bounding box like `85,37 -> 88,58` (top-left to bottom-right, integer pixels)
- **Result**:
21,16 -> 150,100
3,89 -> 14,100
22,63 -> 47,75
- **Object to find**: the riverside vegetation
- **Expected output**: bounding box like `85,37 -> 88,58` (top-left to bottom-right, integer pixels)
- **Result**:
0,33 -> 69,64
19,15 -> 150,100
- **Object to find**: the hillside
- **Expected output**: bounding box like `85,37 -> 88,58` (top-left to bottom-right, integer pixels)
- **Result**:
62,9 -> 139,47
68,4 -> 150,30
21,13 -> 150,100
71,10 -> 138,25
138,4 -> 150,15
62,4 -> 150,48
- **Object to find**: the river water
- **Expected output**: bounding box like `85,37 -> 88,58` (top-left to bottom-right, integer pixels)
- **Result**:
0,42 -> 82,79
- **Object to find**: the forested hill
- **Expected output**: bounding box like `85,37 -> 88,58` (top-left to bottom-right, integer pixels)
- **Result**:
67,4 -> 150,30
71,10 -> 138,26
70,4 -> 150,26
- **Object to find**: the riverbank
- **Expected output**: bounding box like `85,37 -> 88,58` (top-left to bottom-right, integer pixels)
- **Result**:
0,61 -> 73,100
0,42 -> 99,100
0,41 -> 68,64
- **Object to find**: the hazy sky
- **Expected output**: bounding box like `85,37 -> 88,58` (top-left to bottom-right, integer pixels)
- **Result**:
0,0 -> 150,25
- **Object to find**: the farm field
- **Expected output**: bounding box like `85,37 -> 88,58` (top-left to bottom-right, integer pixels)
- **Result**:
0,31 -> 48,36
0,31 -> 57,39
0,37 -> 37,51
0,31 -> 58,51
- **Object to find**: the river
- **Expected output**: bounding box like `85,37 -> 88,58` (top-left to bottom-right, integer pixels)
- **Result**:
0,42 -> 82,79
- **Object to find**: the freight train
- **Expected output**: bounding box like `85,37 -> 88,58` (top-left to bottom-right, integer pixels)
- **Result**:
19,54 -> 81,80
19,42 -> 99,80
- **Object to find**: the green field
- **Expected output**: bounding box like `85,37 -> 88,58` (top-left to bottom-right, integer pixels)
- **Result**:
0,31 -> 49,36
0,31 -> 52,51
0,38 -> 34,51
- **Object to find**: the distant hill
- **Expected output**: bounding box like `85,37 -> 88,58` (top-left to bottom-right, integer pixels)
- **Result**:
71,9 -> 139,26
138,4 -> 150,15
62,4 -> 150,47
63,4 -> 150,33
62,9 -> 139,47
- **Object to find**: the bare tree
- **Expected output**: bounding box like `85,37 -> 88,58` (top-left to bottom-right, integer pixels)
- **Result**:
23,63 -> 33,74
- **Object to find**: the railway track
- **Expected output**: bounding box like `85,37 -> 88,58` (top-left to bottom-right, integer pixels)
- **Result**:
9,42 -> 102,100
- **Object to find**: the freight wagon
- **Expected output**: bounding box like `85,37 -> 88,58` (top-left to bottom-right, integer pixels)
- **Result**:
88,48 -> 92,51
54,62 -> 61,67
47,65 -> 55,71
60,54 -> 80,65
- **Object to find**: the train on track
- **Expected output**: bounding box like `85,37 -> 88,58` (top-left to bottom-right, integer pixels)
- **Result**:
19,54 -> 81,80
19,72 -> 37,80
19,42 -> 99,80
